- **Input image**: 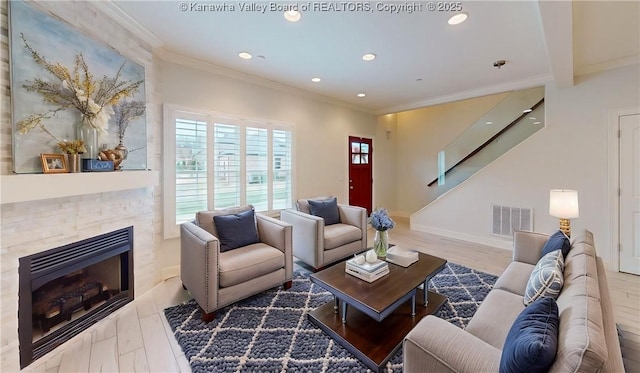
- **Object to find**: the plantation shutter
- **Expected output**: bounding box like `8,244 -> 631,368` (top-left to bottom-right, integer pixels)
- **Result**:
175,118 -> 208,224
246,127 -> 269,211
273,129 -> 293,210
213,123 -> 241,209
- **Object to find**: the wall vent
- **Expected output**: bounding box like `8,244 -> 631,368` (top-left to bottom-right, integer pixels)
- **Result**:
491,204 -> 533,238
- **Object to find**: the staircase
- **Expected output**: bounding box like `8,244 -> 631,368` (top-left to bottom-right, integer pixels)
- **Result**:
424,86 -> 545,205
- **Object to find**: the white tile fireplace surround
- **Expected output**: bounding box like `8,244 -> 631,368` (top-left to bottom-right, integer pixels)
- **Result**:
1,174 -> 159,371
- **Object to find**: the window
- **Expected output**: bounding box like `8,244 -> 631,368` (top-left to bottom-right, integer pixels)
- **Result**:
164,105 -> 294,238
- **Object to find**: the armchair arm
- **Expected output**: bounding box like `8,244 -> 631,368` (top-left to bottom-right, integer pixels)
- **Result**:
403,316 -> 501,373
280,209 -> 324,268
180,222 -> 219,313
513,230 -> 549,265
338,204 -> 368,248
256,214 -> 293,280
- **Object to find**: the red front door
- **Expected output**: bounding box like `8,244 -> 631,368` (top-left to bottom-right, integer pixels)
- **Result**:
348,136 -> 373,214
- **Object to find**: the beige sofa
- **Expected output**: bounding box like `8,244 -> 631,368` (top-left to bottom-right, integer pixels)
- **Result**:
403,229 -> 624,372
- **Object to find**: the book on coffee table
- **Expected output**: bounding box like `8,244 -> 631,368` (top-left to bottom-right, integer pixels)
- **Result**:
346,257 -> 387,273
345,258 -> 390,282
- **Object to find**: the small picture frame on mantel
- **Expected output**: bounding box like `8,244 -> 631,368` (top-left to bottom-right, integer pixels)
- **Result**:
40,154 -> 68,174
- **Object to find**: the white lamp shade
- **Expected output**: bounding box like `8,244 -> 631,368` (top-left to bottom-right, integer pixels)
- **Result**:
549,189 -> 579,218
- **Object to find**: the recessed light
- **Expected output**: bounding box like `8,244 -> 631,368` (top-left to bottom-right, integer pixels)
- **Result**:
362,53 -> 376,61
523,109 -> 533,113
485,121 -> 493,125
238,52 -> 252,60
284,10 -> 301,22
533,121 -> 541,125
448,12 -> 468,25
357,93 -> 366,98
529,117 -> 537,120
311,77 -> 321,83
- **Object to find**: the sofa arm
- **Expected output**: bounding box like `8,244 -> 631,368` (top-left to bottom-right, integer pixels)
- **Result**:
180,222 -> 219,313
280,209 -> 323,267
513,230 -> 549,265
404,316 -> 501,373
338,204 -> 368,247
256,214 -> 293,280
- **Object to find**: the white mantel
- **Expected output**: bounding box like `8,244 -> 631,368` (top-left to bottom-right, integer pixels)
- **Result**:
0,170 -> 158,205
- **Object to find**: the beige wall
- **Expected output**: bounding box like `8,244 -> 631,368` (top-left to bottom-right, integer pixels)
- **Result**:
158,59 -> 390,272
0,1 -> 162,371
411,64 -> 640,266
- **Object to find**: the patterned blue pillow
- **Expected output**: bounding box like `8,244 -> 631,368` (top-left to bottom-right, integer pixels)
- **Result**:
500,297 -> 559,373
524,249 -> 564,306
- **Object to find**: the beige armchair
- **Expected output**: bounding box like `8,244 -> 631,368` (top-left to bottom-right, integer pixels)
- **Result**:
180,205 -> 293,322
280,197 -> 367,270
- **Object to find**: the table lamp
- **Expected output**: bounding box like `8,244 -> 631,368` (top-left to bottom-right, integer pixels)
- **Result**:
549,189 -> 579,237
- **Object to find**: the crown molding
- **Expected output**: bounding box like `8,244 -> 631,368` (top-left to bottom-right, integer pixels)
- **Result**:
154,48 -> 375,115
92,1 -> 164,49
377,74 -> 552,115
574,55 -> 639,77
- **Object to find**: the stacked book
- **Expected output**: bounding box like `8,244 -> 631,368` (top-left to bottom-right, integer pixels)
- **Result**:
345,257 -> 390,283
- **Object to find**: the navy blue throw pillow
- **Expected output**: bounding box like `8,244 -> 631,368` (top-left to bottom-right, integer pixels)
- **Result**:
308,198 -> 340,225
499,297 -> 559,373
541,230 -> 571,259
213,209 -> 259,252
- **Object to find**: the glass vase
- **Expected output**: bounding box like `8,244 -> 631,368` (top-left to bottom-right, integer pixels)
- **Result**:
77,117 -> 98,160
374,230 -> 389,258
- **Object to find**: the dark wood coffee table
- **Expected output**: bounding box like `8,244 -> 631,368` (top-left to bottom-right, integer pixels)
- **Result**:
308,252 -> 447,373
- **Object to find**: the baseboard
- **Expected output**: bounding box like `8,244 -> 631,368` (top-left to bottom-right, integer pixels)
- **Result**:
162,265 -> 180,281
410,223 -> 513,251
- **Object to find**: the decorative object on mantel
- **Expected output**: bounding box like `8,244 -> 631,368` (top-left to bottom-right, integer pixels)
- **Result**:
98,149 -> 124,171
40,154 -> 68,174
57,139 -> 85,173
370,207 -> 395,258
9,0 -> 147,173
112,99 -> 146,168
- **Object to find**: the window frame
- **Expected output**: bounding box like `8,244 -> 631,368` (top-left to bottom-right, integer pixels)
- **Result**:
163,104 -> 295,239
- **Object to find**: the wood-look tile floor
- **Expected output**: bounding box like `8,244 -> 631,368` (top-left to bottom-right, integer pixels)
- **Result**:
21,219 -> 640,372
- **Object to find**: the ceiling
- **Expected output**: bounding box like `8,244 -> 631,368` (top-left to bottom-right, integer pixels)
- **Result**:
110,1 -> 639,114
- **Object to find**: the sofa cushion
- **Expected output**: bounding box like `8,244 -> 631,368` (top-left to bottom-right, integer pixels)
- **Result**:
465,289 -> 525,349
500,297 -> 559,373
213,208 -> 260,252
308,197 -> 341,225
524,249 -> 564,305
323,223 -> 362,250
493,261 -> 536,296
541,230 -> 571,258
551,233 -> 607,373
218,243 -> 285,287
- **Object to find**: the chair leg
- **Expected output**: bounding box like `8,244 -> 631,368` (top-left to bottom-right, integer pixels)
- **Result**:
283,280 -> 292,290
199,306 -> 215,323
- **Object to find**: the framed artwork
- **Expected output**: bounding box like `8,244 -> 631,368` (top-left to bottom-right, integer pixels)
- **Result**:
9,0 -> 147,173
40,154 -> 68,174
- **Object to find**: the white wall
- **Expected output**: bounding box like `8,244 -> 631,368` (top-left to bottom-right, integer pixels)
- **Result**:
158,59 -> 391,272
411,64 -> 640,265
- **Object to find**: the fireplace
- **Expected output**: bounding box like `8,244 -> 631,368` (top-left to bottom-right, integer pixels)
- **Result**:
18,227 -> 134,369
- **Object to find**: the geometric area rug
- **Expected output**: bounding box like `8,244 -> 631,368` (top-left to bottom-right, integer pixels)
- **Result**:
164,263 -> 498,373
